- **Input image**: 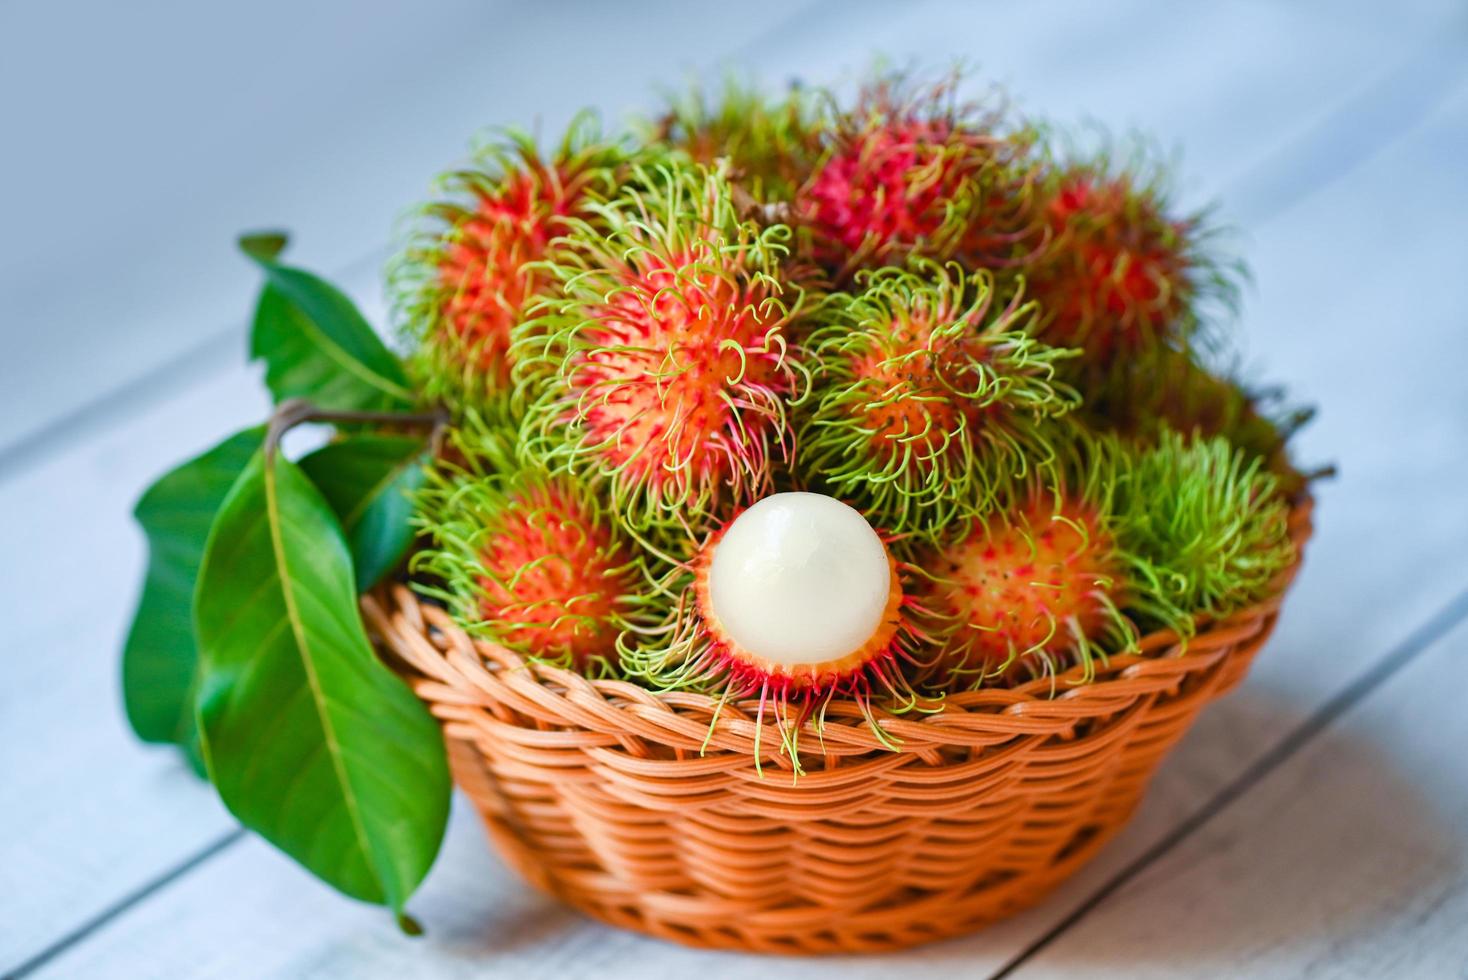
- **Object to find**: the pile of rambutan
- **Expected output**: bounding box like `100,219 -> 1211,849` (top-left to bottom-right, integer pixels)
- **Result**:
398,69 -> 1307,763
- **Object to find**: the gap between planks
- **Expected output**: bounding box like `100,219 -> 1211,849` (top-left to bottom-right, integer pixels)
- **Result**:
6,830 -> 247,980
985,584 -> 1468,980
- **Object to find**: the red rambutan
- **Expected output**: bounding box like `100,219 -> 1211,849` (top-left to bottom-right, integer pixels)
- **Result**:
795,73 -> 1042,277
1024,161 -> 1236,365
516,163 -> 807,531
798,260 -> 1077,533
911,489 -> 1135,685
392,117 -> 622,400
413,441 -> 646,671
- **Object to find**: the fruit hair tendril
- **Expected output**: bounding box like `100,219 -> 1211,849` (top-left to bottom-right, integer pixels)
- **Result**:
648,74 -> 829,207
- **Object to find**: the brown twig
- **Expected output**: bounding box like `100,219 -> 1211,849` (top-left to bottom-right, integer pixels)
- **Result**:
264,398 -> 451,460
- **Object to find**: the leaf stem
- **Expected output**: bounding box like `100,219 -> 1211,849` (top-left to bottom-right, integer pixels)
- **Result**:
264,398 -> 451,460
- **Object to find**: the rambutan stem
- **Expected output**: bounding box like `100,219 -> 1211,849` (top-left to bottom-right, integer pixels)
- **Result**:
264,397 -> 451,459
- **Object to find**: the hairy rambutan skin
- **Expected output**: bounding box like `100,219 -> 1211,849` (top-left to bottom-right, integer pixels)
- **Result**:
798,260 -> 1079,535
909,427 -> 1297,690
389,115 -> 626,405
514,163 -> 810,534
620,513 -> 934,762
412,426 -> 650,672
1022,153 -> 1240,368
1111,429 -> 1296,628
909,493 -> 1136,686
650,77 -> 827,206
1088,350 -> 1313,499
795,73 -> 1045,278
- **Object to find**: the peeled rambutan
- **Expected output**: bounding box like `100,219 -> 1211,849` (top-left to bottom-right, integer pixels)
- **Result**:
515,163 -> 807,532
910,491 -> 1135,685
1023,158 -> 1237,365
795,73 -> 1042,277
391,117 -> 622,401
413,434 -> 646,671
798,260 -> 1078,533
623,492 -> 927,759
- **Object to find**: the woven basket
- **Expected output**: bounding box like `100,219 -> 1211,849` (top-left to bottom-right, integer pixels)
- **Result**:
362,501 -> 1311,955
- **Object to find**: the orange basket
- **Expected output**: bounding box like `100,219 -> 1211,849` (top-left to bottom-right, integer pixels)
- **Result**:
362,501 -> 1311,955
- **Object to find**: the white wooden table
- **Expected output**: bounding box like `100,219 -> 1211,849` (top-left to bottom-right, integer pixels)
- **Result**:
3,2 -> 1467,977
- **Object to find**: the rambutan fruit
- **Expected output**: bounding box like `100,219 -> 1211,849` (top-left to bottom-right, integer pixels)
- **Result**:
794,72 -> 1043,277
908,461 -> 1137,686
798,260 -> 1078,534
412,427 -> 648,672
1023,152 -> 1238,367
514,162 -> 809,533
1088,349 -> 1313,499
912,427 -> 1296,689
623,492 -> 928,761
391,115 -> 624,403
650,77 -> 826,206
1111,429 -> 1296,627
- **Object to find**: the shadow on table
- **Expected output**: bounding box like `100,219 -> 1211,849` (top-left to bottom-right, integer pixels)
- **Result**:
916,684 -> 1462,970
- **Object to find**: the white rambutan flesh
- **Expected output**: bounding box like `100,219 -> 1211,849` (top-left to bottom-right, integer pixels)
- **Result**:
706,492 -> 893,668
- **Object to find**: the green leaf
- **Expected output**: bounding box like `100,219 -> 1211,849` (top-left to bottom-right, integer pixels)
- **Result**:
244,237 -> 415,412
194,449 -> 449,913
123,427 -> 265,749
300,435 -> 429,591
239,230 -> 289,263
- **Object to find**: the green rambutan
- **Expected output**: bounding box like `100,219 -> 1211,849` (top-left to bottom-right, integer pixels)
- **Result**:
650,77 -> 826,205
390,115 -> 624,403
514,162 -> 809,533
1088,350 -> 1313,499
1023,150 -> 1238,367
795,71 -> 1043,277
797,260 -> 1078,533
1111,429 -> 1296,628
412,426 -> 648,672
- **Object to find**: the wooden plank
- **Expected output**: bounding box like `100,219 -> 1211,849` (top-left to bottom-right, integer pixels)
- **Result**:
6,2 -> 1466,976
999,615 -> 1468,978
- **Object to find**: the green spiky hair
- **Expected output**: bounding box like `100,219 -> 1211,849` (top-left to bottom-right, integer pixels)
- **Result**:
1111,428 -> 1296,632
410,414 -> 654,673
387,113 -> 627,409
1087,349 -> 1313,498
512,161 -> 809,536
797,259 -> 1079,534
647,76 -> 827,205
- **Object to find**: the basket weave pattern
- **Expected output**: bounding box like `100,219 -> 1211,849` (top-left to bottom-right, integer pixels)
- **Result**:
363,503 -> 1310,955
